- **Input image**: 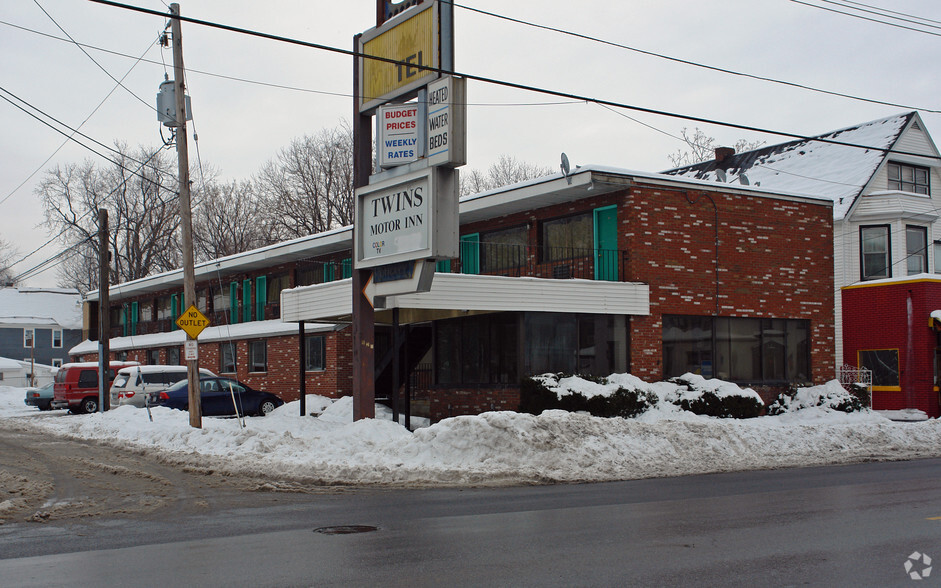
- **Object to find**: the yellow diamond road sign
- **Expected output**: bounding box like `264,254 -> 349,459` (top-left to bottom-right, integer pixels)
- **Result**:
175,304 -> 210,339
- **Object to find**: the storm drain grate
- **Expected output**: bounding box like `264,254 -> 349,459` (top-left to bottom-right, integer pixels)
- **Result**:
314,525 -> 379,535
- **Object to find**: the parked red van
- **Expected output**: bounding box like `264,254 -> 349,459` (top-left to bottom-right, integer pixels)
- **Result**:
51,361 -> 139,414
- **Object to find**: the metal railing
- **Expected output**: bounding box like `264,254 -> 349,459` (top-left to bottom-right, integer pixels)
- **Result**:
838,364 -> 873,408
443,241 -> 627,281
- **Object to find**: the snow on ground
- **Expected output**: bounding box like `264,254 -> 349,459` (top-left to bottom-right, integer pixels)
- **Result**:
3,377 -> 941,487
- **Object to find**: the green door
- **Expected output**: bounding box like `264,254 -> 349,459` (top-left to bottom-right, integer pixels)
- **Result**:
593,206 -> 618,281
461,233 -> 480,274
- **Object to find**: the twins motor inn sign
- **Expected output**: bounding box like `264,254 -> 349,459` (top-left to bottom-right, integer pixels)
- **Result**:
354,166 -> 458,269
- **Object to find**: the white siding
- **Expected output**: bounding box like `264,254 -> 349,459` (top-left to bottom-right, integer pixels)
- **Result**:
281,274 -> 651,323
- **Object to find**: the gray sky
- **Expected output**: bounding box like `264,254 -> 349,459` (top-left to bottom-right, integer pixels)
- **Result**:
2,0 -> 940,285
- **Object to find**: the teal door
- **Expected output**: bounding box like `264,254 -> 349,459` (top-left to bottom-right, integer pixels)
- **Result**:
593,206 -> 618,281
461,233 -> 480,274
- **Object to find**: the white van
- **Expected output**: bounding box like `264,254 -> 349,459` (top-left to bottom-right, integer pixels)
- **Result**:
110,365 -> 216,408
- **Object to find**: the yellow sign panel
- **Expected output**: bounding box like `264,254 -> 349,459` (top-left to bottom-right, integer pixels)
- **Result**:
360,2 -> 438,112
175,304 -> 210,339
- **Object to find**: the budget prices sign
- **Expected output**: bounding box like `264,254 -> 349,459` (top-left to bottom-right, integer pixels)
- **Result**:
377,104 -> 420,168
354,167 -> 459,269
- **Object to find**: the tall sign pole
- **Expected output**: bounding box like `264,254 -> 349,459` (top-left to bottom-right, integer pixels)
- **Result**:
352,24 -> 376,420
169,3 -> 201,428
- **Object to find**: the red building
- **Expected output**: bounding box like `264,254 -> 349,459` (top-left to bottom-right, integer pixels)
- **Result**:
842,275 -> 941,417
78,166 -> 835,421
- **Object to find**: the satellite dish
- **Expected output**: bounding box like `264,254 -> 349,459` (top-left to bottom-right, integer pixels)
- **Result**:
715,169 -> 727,183
739,173 -> 750,186
561,152 -> 572,185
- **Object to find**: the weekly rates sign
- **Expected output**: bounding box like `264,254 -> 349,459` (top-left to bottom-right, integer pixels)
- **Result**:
378,104 -> 419,167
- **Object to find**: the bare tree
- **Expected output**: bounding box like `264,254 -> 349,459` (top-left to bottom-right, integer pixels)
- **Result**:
193,180 -> 274,261
37,144 -> 187,292
460,155 -> 553,196
0,237 -> 19,287
667,127 -> 766,168
255,121 -> 354,240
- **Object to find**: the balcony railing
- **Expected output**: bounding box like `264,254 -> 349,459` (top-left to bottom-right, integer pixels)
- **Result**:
441,241 -> 627,282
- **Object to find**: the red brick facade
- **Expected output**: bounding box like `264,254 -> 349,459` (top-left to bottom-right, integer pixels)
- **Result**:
86,176 -> 834,422
842,278 -> 941,417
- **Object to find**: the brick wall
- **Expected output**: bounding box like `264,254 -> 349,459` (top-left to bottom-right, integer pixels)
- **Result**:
80,327 -> 352,404
842,279 -> 941,417
429,385 -> 521,421
623,186 -> 835,395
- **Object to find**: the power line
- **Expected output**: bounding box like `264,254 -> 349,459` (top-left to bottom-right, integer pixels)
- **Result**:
790,0 -> 941,36
840,0 -> 941,25
83,0 -> 941,162
441,0 -> 941,115
0,34 -> 158,208
806,0 -> 941,30
32,0 -> 159,115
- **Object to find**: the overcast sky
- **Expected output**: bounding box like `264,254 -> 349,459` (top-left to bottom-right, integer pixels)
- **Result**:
2,0 -> 939,286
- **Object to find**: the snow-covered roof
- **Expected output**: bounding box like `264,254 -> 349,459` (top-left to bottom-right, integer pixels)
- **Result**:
68,319 -> 341,356
0,287 -> 82,330
662,112 -> 917,220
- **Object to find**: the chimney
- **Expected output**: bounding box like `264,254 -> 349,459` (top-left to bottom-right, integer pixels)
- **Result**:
714,147 -> 735,167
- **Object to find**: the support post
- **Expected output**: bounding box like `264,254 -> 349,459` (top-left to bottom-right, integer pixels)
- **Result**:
170,3 -> 201,428
299,320 -> 306,416
98,208 -> 110,412
352,31 -> 375,421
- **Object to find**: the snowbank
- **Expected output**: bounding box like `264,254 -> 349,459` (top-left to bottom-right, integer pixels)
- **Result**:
2,378 -> 940,487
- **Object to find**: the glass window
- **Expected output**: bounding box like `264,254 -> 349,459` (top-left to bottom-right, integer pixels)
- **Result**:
23,328 -> 34,348
140,302 -> 153,322
480,226 -> 528,272
267,273 -> 291,303
147,349 -> 160,365
542,213 -> 592,262
888,162 -> 930,195
662,315 -> 714,378
167,347 -> 180,366
212,285 -> 227,313
524,313 -> 577,375
156,296 -> 171,320
249,340 -> 267,372
906,226 -> 928,275
197,289 -> 209,313
52,329 -> 62,348
860,225 -> 890,280
221,342 -> 237,373
305,335 -> 325,371
858,349 -> 899,387
663,315 -> 810,384
51,358 -> 63,368
435,314 -> 519,385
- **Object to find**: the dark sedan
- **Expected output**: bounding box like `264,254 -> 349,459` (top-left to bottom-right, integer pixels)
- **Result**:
157,377 -> 283,417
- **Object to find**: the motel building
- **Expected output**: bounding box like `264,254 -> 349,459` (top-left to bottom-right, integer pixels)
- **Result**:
74,165 -> 835,422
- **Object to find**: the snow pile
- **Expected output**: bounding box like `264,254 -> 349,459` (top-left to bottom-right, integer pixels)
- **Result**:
3,379 -> 941,487
767,380 -> 864,415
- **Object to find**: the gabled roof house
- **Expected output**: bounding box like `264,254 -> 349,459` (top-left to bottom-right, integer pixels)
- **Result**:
665,112 -> 941,415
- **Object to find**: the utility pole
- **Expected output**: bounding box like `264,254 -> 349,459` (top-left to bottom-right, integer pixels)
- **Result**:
98,208 -> 110,412
169,3 -> 201,428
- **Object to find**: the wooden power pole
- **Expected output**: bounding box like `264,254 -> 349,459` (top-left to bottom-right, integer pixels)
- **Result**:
169,3 -> 201,428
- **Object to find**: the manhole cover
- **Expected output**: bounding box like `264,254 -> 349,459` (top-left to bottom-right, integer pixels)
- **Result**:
314,525 -> 379,535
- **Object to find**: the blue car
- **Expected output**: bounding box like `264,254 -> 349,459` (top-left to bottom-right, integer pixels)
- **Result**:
24,382 -> 55,411
157,377 -> 283,417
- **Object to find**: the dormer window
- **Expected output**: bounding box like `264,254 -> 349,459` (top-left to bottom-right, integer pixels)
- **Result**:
888,162 -> 929,195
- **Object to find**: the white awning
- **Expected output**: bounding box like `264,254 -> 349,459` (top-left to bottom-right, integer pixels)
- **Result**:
281,273 -> 650,325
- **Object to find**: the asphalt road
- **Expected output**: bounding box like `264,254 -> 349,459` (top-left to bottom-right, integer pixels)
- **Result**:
1,427 -> 940,586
